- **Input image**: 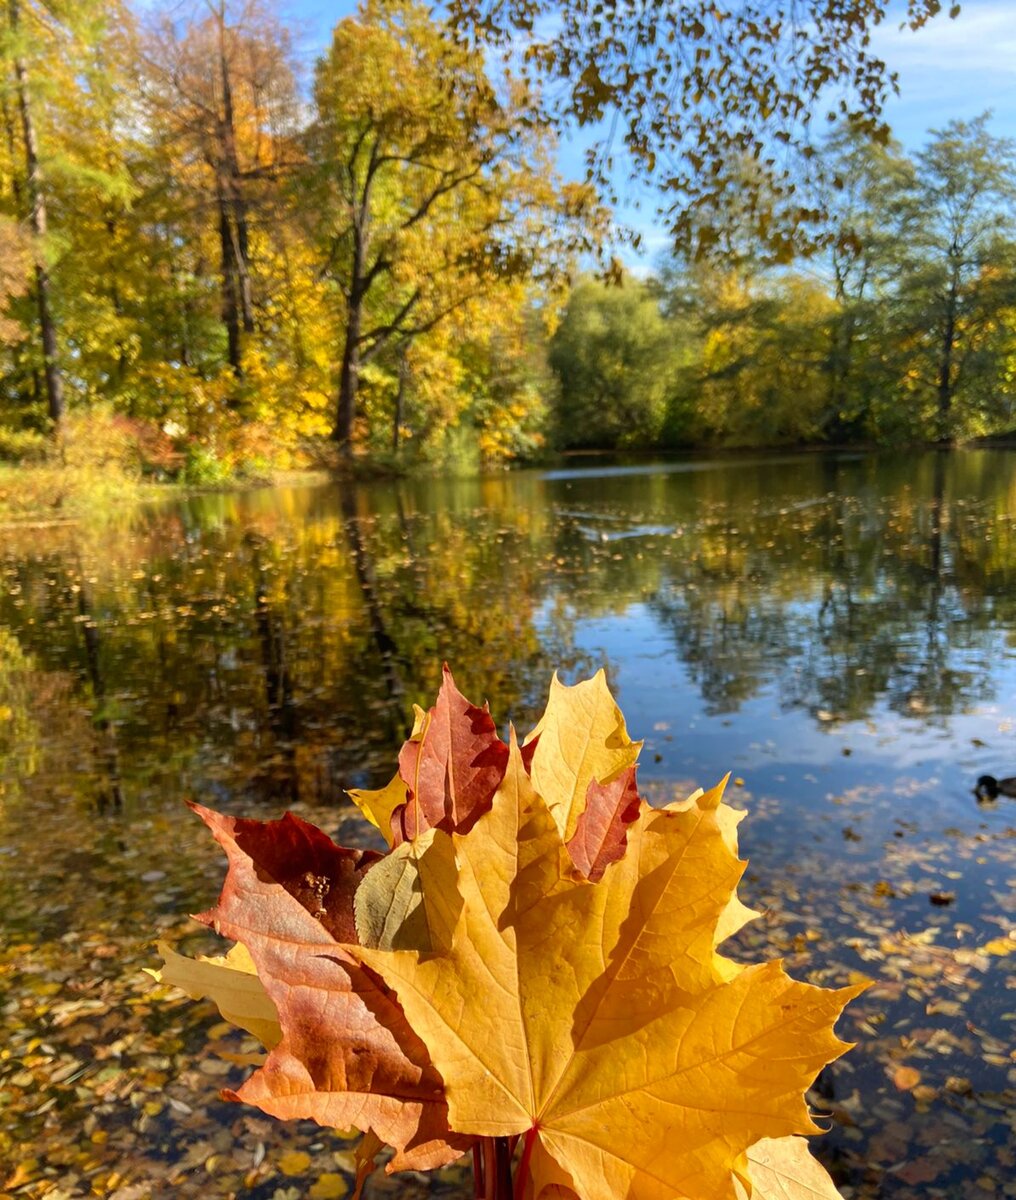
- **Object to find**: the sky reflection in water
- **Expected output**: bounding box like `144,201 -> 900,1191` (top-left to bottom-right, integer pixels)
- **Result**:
0,449 -> 1013,1198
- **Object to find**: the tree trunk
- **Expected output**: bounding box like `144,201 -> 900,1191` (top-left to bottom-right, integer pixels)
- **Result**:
11,0 -> 63,426
333,304 -> 361,452
216,174 -> 244,378
105,212 -> 129,388
826,311 -> 856,439
216,5 -> 254,334
392,350 -> 407,454
332,222 -> 367,452
936,284 -> 957,443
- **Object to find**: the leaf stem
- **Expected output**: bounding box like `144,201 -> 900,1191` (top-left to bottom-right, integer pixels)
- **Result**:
513,1125 -> 539,1200
473,1143 -> 484,1200
494,1136 -> 513,1200
482,1137 -> 496,1200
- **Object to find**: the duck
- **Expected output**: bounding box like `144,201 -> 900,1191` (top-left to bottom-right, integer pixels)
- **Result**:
974,774 -> 1016,800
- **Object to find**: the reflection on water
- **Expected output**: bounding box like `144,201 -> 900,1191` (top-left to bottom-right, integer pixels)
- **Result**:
1,450 -> 1014,1197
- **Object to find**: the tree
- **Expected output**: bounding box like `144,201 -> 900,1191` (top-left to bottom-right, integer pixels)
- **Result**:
549,276 -> 676,448
0,215 -> 28,343
818,127 -> 916,440
2,0 -> 70,423
140,0 -> 302,380
1,0 -> 135,426
448,0 -> 958,255
896,115 -> 1016,440
365,282 -> 555,464
307,0 -> 581,452
670,266 -> 835,447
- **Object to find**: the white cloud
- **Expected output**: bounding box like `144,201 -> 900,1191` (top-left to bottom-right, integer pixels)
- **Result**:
871,2 -> 1016,75
869,0 -> 1016,144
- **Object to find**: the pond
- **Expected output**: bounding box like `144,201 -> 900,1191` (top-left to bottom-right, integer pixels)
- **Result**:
1,449 -> 1014,1199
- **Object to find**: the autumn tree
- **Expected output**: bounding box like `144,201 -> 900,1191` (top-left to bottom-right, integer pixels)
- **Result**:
448,0 -> 958,255
1,0 -> 64,423
139,0 -> 302,380
0,0 -> 134,427
357,281 -> 555,464
307,0 -> 582,452
0,216 -> 28,343
895,115 -> 1016,440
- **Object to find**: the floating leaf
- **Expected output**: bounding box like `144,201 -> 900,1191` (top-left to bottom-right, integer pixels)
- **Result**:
309,1171 -> 349,1198
278,1149 -> 312,1176
893,1065 -> 922,1091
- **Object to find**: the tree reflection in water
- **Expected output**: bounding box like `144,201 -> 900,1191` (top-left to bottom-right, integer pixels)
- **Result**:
0,449 -> 1014,1198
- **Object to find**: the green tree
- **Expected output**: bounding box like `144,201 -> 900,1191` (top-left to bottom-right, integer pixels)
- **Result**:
896,115 -> 1016,440
819,127 -> 917,440
549,276 -> 676,449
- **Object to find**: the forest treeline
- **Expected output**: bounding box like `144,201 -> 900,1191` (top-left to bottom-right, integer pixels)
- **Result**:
557,115 -> 1016,451
1,0 -> 1015,480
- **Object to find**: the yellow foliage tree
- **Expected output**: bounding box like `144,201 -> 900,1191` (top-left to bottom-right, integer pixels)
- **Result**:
308,0 -> 587,455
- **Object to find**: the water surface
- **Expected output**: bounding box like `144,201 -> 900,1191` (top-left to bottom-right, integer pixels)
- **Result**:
1,450 -> 1014,1198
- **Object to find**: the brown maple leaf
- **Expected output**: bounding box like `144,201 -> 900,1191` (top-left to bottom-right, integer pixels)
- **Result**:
186,803 -> 471,1170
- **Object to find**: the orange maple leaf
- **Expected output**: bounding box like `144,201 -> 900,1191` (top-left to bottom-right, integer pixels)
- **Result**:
185,805 -> 471,1170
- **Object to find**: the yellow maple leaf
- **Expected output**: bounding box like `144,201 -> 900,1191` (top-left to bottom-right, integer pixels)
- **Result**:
738,1138 -> 847,1199
152,940 -> 282,1049
525,669 -> 642,843
160,669 -> 861,1198
347,772 -> 406,844
352,734 -> 863,1199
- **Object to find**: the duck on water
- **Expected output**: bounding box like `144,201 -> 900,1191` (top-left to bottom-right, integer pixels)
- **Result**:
974,775 -> 1016,800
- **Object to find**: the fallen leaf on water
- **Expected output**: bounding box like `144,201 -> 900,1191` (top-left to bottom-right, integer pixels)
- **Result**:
277,1150 -> 311,1176
893,1066 -> 922,1091
308,1170 -> 348,1198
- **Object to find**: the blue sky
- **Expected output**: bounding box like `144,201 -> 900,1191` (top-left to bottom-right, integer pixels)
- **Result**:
870,0 -> 1016,145
285,0 -> 1016,259
286,0 -> 1015,144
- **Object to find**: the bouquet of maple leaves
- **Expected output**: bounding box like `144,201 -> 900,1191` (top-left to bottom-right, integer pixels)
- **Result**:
156,667 -> 863,1200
